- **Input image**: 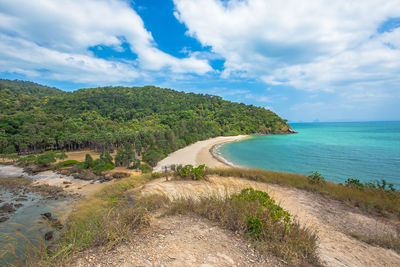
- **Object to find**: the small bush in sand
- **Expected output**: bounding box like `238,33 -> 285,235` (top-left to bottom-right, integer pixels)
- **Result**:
175,164 -> 207,180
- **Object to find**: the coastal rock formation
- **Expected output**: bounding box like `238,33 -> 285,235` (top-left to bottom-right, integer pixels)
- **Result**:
0,203 -> 16,213
44,231 -> 53,240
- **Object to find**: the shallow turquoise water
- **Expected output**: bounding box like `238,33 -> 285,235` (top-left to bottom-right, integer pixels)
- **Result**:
218,121 -> 400,187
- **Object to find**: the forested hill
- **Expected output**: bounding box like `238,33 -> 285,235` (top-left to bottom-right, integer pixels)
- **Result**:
0,79 -> 292,165
0,79 -> 65,114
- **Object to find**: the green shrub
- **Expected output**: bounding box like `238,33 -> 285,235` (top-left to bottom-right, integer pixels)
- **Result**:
139,163 -> 152,173
84,154 -> 94,169
100,152 -> 113,165
1,153 -> 18,161
55,151 -> 67,160
92,158 -> 114,174
234,188 -> 291,224
176,164 -> 193,178
132,159 -> 141,169
345,178 -> 364,190
34,152 -> 56,167
56,160 -> 84,168
308,171 -> 325,185
151,172 -> 164,178
17,154 -> 36,164
192,165 -> 207,180
175,164 -> 207,180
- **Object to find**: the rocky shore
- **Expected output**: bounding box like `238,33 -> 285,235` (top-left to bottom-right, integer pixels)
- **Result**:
0,176 -> 77,223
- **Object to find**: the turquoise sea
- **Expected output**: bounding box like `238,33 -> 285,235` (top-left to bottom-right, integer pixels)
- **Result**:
217,121 -> 400,188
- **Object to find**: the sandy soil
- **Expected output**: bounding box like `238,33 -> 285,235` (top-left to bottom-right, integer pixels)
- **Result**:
70,214 -> 286,267
139,176 -> 400,267
154,135 -> 248,171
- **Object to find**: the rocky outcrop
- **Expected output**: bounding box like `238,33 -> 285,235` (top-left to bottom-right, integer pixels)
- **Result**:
0,203 -> 16,213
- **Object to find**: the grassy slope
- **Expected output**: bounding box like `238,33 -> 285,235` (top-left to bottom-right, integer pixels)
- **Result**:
208,168 -> 400,218
28,167 -> 400,266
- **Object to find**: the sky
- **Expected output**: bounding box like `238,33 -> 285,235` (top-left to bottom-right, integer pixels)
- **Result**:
0,0 -> 400,122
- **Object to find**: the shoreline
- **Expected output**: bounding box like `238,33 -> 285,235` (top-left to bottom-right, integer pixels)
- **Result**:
208,142 -> 242,168
154,135 -> 248,171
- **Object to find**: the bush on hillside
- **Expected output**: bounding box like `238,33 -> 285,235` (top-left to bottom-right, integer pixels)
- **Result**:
139,163 -> 152,173
34,151 -> 56,167
92,158 -> 114,174
55,160 -> 84,168
17,154 -> 36,164
175,164 -> 207,180
84,154 -> 94,169
308,171 -> 325,185
345,178 -> 364,190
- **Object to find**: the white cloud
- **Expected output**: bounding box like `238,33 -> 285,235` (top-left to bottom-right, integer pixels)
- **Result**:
173,0 -> 400,94
0,0 -> 212,83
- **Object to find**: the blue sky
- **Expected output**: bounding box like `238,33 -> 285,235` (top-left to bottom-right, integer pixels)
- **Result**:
0,0 -> 400,122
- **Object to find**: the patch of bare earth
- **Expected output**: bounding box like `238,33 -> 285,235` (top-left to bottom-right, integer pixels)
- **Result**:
70,214 -> 285,267
138,176 -> 400,267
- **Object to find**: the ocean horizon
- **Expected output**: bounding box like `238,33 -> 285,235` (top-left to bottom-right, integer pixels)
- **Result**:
217,121 -> 400,188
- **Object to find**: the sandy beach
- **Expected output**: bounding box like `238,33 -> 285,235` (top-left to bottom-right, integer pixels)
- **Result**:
154,135 -> 248,171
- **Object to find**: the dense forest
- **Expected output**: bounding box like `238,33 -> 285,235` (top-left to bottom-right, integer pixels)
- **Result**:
0,79 -> 292,166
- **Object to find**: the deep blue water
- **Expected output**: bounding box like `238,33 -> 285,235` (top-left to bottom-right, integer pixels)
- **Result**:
218,121 -> 400,187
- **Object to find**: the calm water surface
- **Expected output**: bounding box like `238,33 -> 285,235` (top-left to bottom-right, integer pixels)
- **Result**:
218,121 -> 400,187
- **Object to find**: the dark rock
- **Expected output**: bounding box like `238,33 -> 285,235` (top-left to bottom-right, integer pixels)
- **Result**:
14,203 -> 23,208
24,165 -> 52,174
0,216 -> 9,223
41,212 -> 52,220
111,172 -> 130,179
59,169 -> 70,175
62,181 -> 72,185
0,203 -> 16,213
44,231 -> 53,240
14,197 -> 28,202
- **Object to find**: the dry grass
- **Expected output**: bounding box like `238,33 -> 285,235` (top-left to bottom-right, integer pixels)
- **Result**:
350,230 -> 400,254
208,168 -> 400,218
29,174 -> 160,266
28,174 -> 321,266
165,189 -> 321,266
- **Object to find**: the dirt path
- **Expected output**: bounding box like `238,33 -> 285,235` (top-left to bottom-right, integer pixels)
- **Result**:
70,214 -> 285,267
139,176 -> 400,267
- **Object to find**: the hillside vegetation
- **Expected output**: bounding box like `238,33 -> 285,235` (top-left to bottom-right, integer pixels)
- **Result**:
0,79 -> 292,166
